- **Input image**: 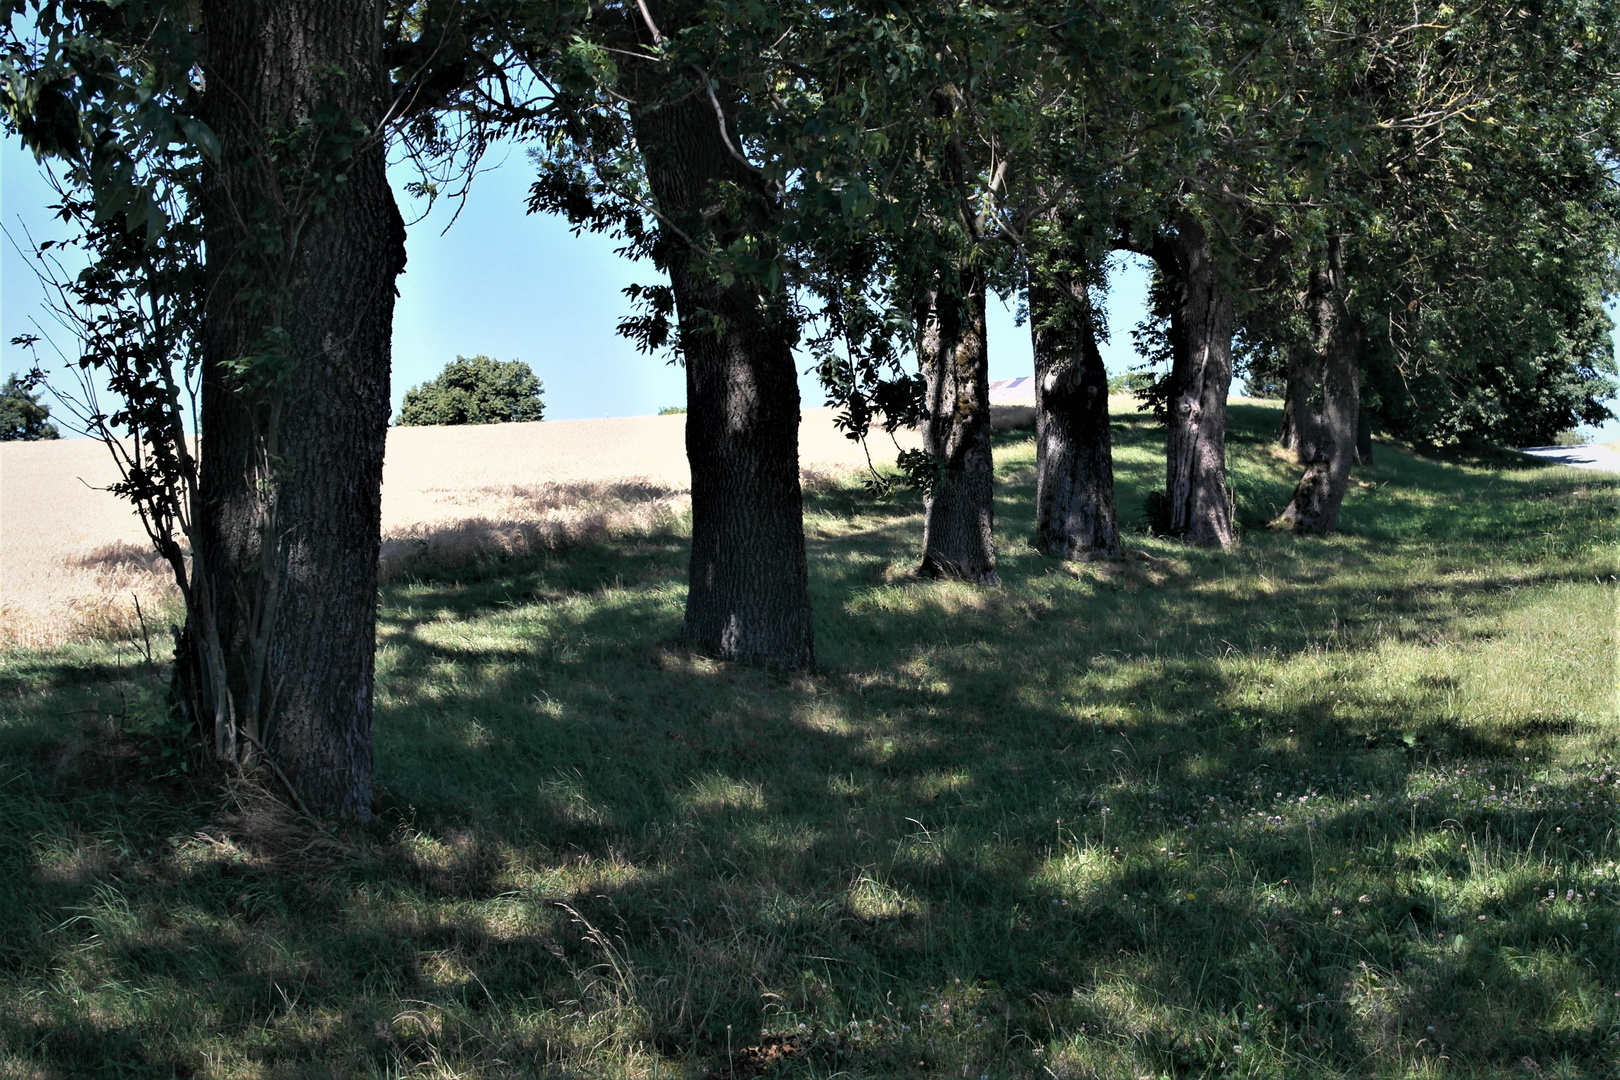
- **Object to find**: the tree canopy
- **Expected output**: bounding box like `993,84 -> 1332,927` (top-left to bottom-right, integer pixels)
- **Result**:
397,355 -> 547,426
0,373 -> 60,440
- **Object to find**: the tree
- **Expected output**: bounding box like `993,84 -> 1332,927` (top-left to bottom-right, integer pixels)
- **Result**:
910,102 -> 999,586
1279,235 -> 1359,532
1157,219 -> 1242,546
1013,81 -> 1124,561
620,2 -> 816,669
998,0 -> 1264,551
397,355 -> 545,426
185,0 -> 407,818
1027,248 -> 1120,559
3,0 -> 416,819
776,2 -> 1020,585
0,373 -> 60,440
1239,0 -> 1620,531
522,0 -> 817,669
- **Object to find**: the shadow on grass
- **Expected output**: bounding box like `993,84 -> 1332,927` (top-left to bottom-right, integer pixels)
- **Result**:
1,403 -> 1616,1078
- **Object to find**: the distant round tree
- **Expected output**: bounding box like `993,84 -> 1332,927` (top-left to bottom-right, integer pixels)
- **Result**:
0,373 -> 61,440
397,356 -> 546,426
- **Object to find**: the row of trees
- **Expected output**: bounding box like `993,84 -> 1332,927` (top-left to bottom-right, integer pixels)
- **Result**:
3,0 -> 1616,818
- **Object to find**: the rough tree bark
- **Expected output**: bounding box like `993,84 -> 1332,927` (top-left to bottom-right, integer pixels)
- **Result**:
1152,215 -> 1236,549
1283,236 -> 1361,534
624,6 -> 814,669
1280,260 -> 1334,462
192,0 -> 405,819
917,267 -> 998,584
1279,340 -> 1323,461
1029,267 -> 1119,559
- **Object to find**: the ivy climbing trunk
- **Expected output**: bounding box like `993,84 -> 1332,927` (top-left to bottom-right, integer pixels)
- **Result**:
190,0 -> 405,819
917,267 -> 997,584
1029,268 -> 1119,560
1152,215 -> 1236,549
1283,236 -> 1362,534
625,7 -> 814,670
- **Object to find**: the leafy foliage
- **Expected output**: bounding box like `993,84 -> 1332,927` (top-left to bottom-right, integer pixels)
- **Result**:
1,0 -> 206,625
1214,0 -> 1620,448
397,355 -> 545,426
0,371 -> 60,440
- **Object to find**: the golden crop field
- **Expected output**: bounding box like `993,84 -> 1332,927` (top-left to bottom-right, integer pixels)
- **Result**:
0,409 -> 929,649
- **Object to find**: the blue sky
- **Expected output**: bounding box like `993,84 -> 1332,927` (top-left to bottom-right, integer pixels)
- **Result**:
1,135 -> 1149,427
5,133 -> 1614,440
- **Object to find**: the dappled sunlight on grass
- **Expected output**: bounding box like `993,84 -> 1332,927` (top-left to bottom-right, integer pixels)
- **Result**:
2,402 -> 1617,1077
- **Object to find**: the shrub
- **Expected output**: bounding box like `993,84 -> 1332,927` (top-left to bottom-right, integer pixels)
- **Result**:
397,356 -> 545,427
0,373 -> 61,440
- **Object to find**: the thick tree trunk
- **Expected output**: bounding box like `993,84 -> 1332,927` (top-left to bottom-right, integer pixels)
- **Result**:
1280,260 -> 1335,462
1153,216 -> 1236,549
1029,269 -> 1119,559
917,267 -> 998,584
1283,237 -> 1361,534
1280,341 -> 1323,462
625,18 -> 814,669
193,0 -> 404,819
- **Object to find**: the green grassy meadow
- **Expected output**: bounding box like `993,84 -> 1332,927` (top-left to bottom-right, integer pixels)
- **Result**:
3,401 -> 1618,1079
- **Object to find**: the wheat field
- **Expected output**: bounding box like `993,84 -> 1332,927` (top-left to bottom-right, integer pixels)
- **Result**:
1,409 -> 931,649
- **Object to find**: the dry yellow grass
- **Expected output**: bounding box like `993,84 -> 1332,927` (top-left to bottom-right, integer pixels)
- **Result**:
1,409 -> 925,648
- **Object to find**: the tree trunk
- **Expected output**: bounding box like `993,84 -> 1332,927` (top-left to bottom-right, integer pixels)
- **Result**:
1280,260 -> 1335,463
917,266 -> 998,584
1283,235 -> 1361,534
625,16 -> 814,670
1153,215 -> 1236,549
1029,268 -> 1119,559
193,0 -> 404,819
1355,410 -> 1373,465
1280,341 -> 1323,462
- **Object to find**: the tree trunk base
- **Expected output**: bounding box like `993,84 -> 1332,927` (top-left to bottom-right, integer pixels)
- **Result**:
1033,536 -> 1116,561
1281,460 -> 1336,534
678,627 -> 816,672
917,554 -> 1001,586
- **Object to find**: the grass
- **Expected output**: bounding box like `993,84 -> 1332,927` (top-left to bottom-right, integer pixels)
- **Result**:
2,400 -> 1617,1079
